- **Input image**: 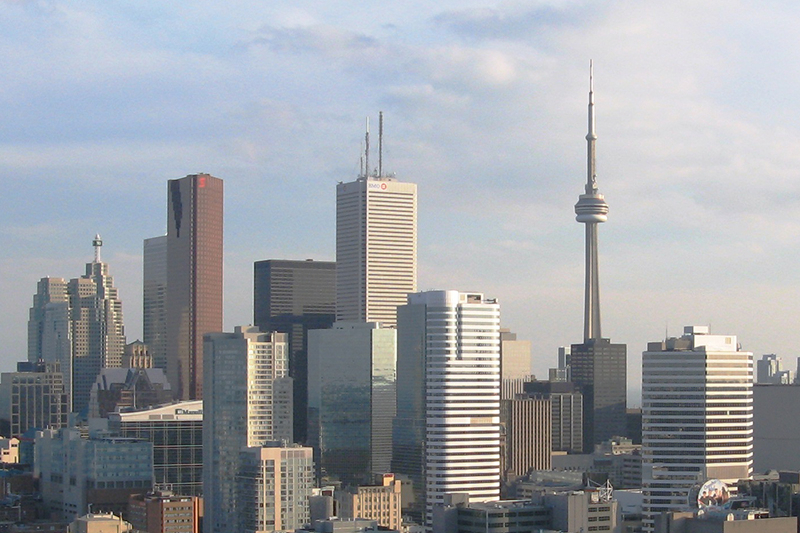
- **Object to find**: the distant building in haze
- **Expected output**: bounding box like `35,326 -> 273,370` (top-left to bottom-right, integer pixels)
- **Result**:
203,326 -> 291,533
642,326 -> 753,533
757,354 -> 794,384
166,173 -> 223,401
254,259 -> 335,443
0,361 -> 68,437
336,134 -> 417,328
571,67 -> 626,450
307,321 -> 396,484
143,235 -> 168,371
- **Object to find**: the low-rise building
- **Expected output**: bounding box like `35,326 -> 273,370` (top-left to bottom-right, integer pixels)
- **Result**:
336,474 -> 402,530
127,489 -> 199,533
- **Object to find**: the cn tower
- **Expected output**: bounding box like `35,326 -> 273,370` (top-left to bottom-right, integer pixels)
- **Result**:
574,61 -> 608,342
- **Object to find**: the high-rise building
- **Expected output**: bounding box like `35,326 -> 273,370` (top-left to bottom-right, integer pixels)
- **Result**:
641,326 -> 753,532
28,236 -> 126,413
500,329 -> 533,400
166,173 -> 223,401
395,290 -> 501,525
307,321 -> 396,484
524,381 -> 584,454
236,444 -> 314,532
501,396 -> 551,477
756,354 -> 794,384
336,172 -> 417,328
203,326 -> 291,533
143,235 -> 168,371
254,259 -> 335,443
570,65 -> 626,449
0,361 -> 68,437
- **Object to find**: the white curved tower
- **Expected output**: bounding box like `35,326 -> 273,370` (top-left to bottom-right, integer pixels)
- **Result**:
574,61 -> 609,342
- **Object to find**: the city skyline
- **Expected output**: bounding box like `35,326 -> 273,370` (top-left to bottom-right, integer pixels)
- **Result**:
4,2 -> 800,405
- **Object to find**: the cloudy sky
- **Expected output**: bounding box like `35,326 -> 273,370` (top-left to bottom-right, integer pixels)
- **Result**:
2,0 -> 800,405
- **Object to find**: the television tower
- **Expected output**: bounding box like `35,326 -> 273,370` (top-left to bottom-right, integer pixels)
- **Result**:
574,61 -> 609,342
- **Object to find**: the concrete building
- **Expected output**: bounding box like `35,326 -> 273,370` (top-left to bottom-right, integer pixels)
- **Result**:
166,173 -> 223,401
524,380 -> 584,454
642,326 -> 753,532
0,438 -> 19,464
67,513 -> 133,533
109,401 -> 203,497
143,235 -> 167,372
36,428 -> 153,521
335,474 -> 402,530
394,290 -> 501,524
431,496 -> 551,533
127,489 -> 199,533
754,384 -> 800,472
203,327 -> 291,533
571,67 -> 627,450
28,237 -> 127,413
0,361 -> 68,437
501,396 -> 551,477
123,341 -> 153,369
236,444 -> 314,532
499,329 -> 533,400
336,173 -> 417,328
654,511 -> 795,533
308,322 -> 396,484
541,488 -> 619,533
254,259 -> 335,443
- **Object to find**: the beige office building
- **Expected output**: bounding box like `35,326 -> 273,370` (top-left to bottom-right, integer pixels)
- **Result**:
502,397 -> 552,477
336,474 -> 403,530
336,176 -> 417,328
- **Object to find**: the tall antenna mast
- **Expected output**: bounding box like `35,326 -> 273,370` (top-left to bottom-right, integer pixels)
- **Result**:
93,234 -> 103,263
378,111 -> 384,178
364,117 -> 370,178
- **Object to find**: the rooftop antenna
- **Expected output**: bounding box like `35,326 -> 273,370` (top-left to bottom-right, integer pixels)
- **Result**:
378,111 -> 384,177
93,234 -> 103,263
364,116 -> 370,178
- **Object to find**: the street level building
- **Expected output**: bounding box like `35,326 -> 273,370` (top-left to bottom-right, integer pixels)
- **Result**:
166,174 -> 223,401
642,326 -> 753,532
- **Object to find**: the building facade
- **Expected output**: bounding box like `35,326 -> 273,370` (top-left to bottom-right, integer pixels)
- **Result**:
203,327 -> 291,533
254,259 -> 335,443
642,326 -> 753,532
143,235 -> 168,372
109,401 -> 203,497
336,176 -> 417,328
335,474 -> 403,531
307,321 -> 396,484
166,174 -> 223,401
501,396 -> 552,477
128,489 -> 200,533
236,444 -> 314,533
0,361 -> 68,437
395,290 -> 501,524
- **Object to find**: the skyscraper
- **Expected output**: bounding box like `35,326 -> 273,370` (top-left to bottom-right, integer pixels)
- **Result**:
394,290 -> 501,525
336,131 -> 417,327
570,64 -> 627,449
307,321 -> 396,484
28,236 -> 126,412
143,235 -> 168,371
166,173 -> 223,401
254,259 -> 335,442
641,326 -> 753,532
203,326 -> 292,533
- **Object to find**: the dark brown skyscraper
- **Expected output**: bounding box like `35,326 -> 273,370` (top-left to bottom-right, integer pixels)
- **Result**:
166,174 -> 223,400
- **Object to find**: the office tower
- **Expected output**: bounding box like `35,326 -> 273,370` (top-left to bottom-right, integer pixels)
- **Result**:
336,130 -> 417,327
756,354 -> 794,384
501,396 -> 551,476
642,326 -> 753,532
166,173 -> 223,401
28,236 -> 126,412
36,427 -> 153,521
254,259 -> 335,443
524,380 -> 584,454
143,236 -> 168,371
570,65 -> 627,449
307,321 -> 396,484
28,277 -> 68,363
236,444 -> 314,532
549,346 -> 571,382
395,290 -> 501,524
109,401 -> 203,497
203,326 -> 291,533
128,488 -> 200,533
0,361 -> 68,437
335,474 -> 403,531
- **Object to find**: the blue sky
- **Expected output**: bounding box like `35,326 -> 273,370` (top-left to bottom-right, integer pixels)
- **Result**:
3,0 -> 800,404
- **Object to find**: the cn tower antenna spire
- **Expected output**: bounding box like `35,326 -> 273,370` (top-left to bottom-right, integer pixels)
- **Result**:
575,60 -> 609,342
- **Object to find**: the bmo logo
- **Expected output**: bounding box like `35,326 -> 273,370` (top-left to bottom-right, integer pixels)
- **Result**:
368,182 -> 388,190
